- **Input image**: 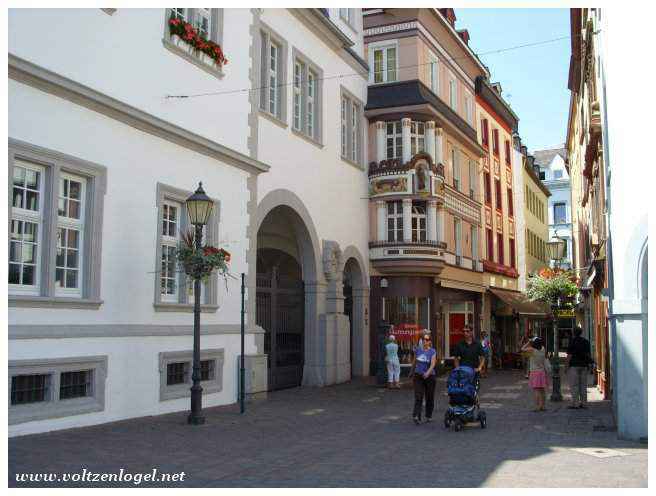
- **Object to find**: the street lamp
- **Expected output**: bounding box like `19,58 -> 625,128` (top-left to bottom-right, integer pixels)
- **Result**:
546,234 -> 566,402
185,182 -> 214,425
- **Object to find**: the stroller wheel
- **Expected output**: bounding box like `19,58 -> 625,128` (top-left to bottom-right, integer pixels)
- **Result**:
454,419 -> 464,432
479,412 -> 487,429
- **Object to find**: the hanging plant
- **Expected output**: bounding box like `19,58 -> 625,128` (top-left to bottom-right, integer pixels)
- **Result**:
176,229 -> 231,283
168,15 -> 228,67
526,267 -> 580,306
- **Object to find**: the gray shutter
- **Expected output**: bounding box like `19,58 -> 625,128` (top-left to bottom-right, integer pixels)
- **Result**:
259,32 -> 267,110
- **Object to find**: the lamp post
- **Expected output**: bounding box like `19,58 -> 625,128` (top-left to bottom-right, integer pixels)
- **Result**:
546,234 -> 566,402
185,182 -> 214,425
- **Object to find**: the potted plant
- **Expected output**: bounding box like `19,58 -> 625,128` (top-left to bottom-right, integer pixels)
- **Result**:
176,229 -> 231,283
526,267 -> 579,307
168,15 -> 228,67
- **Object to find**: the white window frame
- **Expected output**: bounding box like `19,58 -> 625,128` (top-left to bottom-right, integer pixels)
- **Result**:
411,202 -> 427,243
9,161 -> 45,296
339,8 -> 353,25
410,121 -> 425,156
427,51 -> 439,94
452,147 -> 461,191
340,87 -> 363,166
370,41 -> 398,84
55,172 -> 86,298
341,97 -> 347,157
387,201 -> 403,242
268,42 -> 279,116
293,61 -> 302,131
350,100 -> 359,163
386,121 -> 403,160
194,8 -> 212,40
160,200 -> 181,303
307,70 -> 316,138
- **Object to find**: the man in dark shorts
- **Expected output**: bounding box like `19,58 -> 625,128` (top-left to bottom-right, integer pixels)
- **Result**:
454,325 -> 486,379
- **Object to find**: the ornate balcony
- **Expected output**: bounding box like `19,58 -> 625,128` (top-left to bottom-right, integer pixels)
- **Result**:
369,240 -> 446,275
368,153 -> 445,199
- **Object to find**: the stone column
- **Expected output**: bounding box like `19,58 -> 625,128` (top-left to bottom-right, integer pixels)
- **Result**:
436,127 -> 444,165
437,205 -> 446,243
425,121 -> 436,163
402,198 -> 413,242
427,199 -> 438,242
375,121 -> 386,163
376,200 -> 387,242
401,117 -> 412,163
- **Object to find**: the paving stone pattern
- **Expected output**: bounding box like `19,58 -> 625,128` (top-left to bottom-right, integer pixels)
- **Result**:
8,370 -> 647,488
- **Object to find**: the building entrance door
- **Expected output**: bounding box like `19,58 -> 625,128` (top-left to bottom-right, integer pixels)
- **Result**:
446,301 -> 474,356
256,249 -> 305,391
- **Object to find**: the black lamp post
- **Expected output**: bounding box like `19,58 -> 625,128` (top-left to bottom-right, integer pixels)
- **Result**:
546,234 -> 567,402
185,182 -> 214,425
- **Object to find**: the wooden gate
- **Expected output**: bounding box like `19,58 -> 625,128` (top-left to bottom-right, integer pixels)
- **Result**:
256,265 -> 305,391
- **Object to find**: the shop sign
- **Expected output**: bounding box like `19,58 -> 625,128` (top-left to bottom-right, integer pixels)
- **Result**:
555,309 -> 574,317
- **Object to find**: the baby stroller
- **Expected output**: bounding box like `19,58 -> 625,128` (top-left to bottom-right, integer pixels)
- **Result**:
444,366 -> 486,431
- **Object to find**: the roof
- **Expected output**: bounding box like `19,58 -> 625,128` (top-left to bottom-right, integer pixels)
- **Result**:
475,76 -> 519,132
533,147 -> 567,168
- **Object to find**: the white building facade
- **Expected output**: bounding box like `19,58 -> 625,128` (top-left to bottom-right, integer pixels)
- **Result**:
534,148 -> 573,269
8,8 -> 370,437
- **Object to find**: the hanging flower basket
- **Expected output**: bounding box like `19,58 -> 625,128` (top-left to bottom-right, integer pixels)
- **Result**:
526,267 -> 580,307
176,230 -> 230,282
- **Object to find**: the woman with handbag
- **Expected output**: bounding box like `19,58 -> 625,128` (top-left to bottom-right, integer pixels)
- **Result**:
521,337 -> 549,412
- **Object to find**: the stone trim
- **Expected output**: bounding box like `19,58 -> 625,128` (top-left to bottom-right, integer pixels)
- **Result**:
8,139 -> 107,308
8,54 -> 269,175
158,348 -> 224,401
9,355 -> 108,425
247,8 -> 261,160
8,324 -> 266,340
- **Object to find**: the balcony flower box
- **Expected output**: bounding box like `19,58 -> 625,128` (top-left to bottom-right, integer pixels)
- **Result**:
168,16 -> 228,68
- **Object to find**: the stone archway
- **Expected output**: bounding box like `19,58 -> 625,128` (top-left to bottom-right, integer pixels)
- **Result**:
340,246 -> 370,378
255,190 -> 324,389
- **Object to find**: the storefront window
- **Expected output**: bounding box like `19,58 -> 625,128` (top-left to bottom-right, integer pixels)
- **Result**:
384,296 -> 429,367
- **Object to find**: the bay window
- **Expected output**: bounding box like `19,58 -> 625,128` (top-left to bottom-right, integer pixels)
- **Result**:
410,121 -> 425,156
387,201 -> 403,242
386,121 -> 403,160
411,201 -> 427,242
372,45 -> 397,84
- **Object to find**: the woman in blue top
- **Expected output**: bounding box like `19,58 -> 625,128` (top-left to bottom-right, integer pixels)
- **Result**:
410,332 -> 437,424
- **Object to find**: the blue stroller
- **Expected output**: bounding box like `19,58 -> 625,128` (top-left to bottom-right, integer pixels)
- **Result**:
444,366 -> 486,431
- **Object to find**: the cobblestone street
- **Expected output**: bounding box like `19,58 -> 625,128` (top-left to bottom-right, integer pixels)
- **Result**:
9,370 -> 647,488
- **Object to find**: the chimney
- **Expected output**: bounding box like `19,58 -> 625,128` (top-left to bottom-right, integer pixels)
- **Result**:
438,8 -> 457,27
491,82 -> 502,96
457,29 -> 470,45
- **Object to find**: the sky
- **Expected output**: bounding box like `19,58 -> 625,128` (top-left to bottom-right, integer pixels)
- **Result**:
455,8 -> 570,152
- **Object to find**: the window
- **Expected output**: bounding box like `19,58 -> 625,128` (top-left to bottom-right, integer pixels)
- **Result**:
554,169 -> 563,179
155,183 -> 219,311
165,9 -> 223,76
449,77 -> 457,110
294,62 -> 302,131
553,202 -> 567,224
454,218 -> 462,262
410,121 -> 425,156
259,24 -> 287,122
9,356 -> 108,425
495,179 -> 502,210
507,187 -> 514,217
539,170 -> 546,180
372,45 -> 397,83
509,238 -> 516,268
465,94 -> 472,124
9,162 -> 43,295
481,119 -> 489,147
158,349 -> 224,401
8,140 -> 106,308
497,232 -> 504,264
411,202 -> 426,242
469,160 -> 477,200
386,121 -> 403,160
471,225 -> 478,263
387,201 -> 403,242
504,139 -> 511,165
486,228 -> 493,260
452,148 -> 460,191
428,52 -> 439,94
339,8 -> 353,25
484,172 -> 491,204
291,51 -> 324,142
341,88 -> 363,166
492,129 -> 500,156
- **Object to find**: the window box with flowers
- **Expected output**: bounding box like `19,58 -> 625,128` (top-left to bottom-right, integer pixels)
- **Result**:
163,9 -> 227,79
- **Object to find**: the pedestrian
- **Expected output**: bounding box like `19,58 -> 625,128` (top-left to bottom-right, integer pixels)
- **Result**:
521,336 -> 548,412
453,325 -> 486,374
385,334 -> 401,389
410,332 -> 437,424
480,331 -> 492,378
566,326 -> 592,409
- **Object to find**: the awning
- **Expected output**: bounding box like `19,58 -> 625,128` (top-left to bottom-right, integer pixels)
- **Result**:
437,278 -> 486,293
489,288 -> 550,317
